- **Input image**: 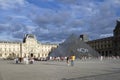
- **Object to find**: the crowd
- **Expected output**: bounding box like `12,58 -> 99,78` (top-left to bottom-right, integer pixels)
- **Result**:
49,56 -> 76,66
13,55 -> 120,66
14,56 -> 34,64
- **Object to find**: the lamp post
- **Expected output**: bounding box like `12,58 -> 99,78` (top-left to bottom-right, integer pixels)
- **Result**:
20,43 -> 22,58
18,43 -> 22,63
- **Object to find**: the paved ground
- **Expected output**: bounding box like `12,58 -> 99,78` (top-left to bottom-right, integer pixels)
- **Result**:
0,59 -> 120,80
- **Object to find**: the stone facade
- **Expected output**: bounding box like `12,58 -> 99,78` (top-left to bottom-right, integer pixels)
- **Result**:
86,20 -> 120,57
0,34 -> 58,59
87,37 -> 114,56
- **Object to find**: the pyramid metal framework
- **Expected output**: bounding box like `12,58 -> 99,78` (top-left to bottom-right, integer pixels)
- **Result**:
50,34 -> 100,58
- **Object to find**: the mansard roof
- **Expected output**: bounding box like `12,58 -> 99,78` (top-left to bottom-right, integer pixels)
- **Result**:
0,40 -> 21,44
87,36 -> 114,43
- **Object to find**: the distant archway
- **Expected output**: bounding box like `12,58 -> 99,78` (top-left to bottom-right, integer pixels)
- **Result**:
30,53 -> 33,57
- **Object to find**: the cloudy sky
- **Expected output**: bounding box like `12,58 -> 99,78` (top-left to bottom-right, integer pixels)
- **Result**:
0,0 -> 120,43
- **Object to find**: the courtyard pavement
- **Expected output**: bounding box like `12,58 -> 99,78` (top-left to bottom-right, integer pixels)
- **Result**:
0,59 -> 120,80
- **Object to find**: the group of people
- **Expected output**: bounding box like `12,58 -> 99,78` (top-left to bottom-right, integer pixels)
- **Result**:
66,55 -> 75,66
14,57 -> 34,64
14,55 -> 76,66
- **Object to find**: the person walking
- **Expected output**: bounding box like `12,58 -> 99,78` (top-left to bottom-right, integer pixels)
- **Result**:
71,55 -> 75,66
66,57 -> 70,66
14,57 -> 19,64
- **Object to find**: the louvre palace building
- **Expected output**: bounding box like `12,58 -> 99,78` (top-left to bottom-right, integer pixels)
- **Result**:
86,20 -> 120,57
0,34 -> 58,59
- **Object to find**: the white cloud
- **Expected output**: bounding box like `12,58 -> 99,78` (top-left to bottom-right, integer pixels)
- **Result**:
0,0 -> 26,9
112,0 -> 120,4
0,0 -> 120,42
100,34 -> 113,38
11,15 -> 27,19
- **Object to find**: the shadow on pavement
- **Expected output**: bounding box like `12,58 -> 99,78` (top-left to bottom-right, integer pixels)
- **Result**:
41,62 -> 66,67
0,73 -> 3,80
62,69 -> 120,80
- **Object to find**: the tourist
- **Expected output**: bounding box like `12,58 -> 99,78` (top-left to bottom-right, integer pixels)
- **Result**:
66,57 -> 70,66
100,56 -> 103,61
14,57 -> 19,64
71,55 -> 75,66
19,57 -> 22,63
23,57 -> 29,64
29,57 -> 34,64
26,56 -> 29,64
